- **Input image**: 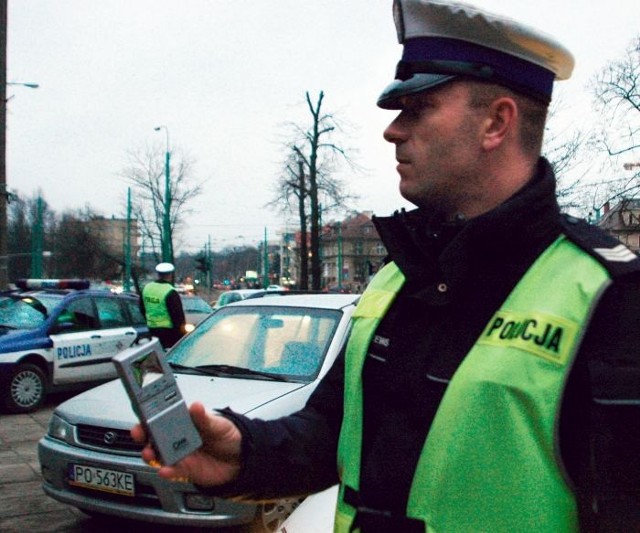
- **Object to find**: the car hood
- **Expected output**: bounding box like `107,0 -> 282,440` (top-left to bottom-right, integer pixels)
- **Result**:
0,327 -> 49,352
54,373 -> 309,429
0,327 -> 31,340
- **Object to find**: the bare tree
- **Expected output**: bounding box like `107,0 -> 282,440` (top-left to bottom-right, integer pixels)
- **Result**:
542,98 -> 588,212
53,207 -> 122,280
270,91 -> 359,290
120,143 -> 203,264
7,195 -> 123,281
587,35 -> 640,211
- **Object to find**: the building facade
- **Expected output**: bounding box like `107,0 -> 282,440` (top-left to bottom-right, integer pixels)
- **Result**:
86,216 -> 140,264
320,211 -> 386,293
596,199 -> 640,254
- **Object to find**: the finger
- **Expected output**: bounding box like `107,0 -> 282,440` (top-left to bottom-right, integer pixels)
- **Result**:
141,444 -> 160,465
130,423 -> 146,443
157,463 -> 189,480
188,401 -> 208,431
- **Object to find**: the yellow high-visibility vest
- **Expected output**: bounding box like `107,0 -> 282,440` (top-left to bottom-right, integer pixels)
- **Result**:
335,235 -> 610,532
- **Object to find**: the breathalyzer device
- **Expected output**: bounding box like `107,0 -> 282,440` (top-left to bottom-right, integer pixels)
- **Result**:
113,339 -> 202,466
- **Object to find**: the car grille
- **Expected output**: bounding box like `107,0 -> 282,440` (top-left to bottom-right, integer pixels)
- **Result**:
77,424 -> 143,453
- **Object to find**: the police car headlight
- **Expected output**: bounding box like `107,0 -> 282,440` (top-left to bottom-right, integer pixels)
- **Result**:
48,414 -> 74,443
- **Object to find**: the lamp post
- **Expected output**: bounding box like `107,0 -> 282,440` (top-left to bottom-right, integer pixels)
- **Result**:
1,55 -> 40,287
7,82 -> 39,88
154,125 -> 171,263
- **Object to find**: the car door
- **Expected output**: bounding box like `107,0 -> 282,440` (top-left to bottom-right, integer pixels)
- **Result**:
50,295 -> 107,385
50,296 -> 135,385
89,295 -> 140,378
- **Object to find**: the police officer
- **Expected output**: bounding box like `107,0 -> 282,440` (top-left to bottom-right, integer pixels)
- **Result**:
133,1 -> 640,531
141,263 -> 186,349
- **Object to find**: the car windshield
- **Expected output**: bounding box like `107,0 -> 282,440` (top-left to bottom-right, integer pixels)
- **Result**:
181,296 -> 213,314
214,291 -> 246,307
168,304 -> 342,382
0,294 -> 61,330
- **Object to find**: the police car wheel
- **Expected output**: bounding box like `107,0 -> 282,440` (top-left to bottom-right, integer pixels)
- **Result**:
252,496 -> 305,532
3,364 -> 46,413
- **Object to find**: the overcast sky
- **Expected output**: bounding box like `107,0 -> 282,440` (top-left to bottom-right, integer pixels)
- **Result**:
6,1 -> 639,253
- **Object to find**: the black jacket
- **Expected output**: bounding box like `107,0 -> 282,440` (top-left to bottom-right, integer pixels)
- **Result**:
222,159 -> 640,531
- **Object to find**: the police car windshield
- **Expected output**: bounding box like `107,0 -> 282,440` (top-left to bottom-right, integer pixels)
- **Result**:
0,294 -> 60,330
28,293 -> 65,314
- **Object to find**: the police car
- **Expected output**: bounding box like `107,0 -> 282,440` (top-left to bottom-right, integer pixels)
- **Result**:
0,279 -> 150,413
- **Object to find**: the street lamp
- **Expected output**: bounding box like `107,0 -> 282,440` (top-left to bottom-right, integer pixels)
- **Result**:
7,82 -> 39,88
1,79 -> 39,288
5,82 -> 39,103
154,125 -> 171,263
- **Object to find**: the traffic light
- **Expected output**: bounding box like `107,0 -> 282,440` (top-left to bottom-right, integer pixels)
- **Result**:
195,255 -> 208,273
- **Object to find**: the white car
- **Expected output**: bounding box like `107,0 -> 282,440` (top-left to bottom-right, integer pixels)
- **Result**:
277,485 -> 338,532
179,293 -> 213,332
38,293 -> 359,532
213,288 -> 267,308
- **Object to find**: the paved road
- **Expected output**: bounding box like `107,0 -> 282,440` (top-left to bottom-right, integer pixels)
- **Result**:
0,392 -> 245,533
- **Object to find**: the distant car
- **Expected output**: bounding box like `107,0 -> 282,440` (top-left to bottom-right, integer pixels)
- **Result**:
213,288 -> 266,308
38,293 -> 359,532
0,279 -> 150,413
266,284 -> 287,291
179,294 -> 213,332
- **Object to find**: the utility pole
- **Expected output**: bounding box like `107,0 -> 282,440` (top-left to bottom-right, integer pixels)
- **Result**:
124,188 -> 132,292
154,126 -> 171,264
337,221 -> 343,291
263,227 -> 268,288
31,196 -> 43,278
207,234 -> 212,290
0,0 -> 7,288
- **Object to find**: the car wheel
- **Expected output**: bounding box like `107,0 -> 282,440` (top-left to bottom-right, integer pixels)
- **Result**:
252,496 -> 305,532
3,364 -> 46,413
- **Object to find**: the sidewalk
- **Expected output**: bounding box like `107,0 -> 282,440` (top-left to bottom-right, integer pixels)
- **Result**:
0,397 -> 95,532
0,394 -> 243,532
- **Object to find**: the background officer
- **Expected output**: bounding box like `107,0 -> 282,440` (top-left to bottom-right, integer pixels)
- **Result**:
141,262 -> 186,349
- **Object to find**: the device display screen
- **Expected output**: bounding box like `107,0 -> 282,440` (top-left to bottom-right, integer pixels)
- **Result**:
132,352 -> 164,388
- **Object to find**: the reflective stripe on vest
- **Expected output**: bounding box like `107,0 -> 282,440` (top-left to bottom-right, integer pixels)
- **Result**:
142,282 -> 174,329
335,235 -> 611,533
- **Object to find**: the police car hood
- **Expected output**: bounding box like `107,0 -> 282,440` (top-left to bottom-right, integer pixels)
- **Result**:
0,327 -> 41,343
54,373 -> 310,429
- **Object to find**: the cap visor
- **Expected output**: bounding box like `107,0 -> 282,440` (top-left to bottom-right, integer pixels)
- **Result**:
377,73 -> 456,109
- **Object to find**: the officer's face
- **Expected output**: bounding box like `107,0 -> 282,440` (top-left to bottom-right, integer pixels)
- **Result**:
383,81 -> 487,217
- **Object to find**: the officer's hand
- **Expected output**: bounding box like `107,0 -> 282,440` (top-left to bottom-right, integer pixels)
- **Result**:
131,401 -> 242,486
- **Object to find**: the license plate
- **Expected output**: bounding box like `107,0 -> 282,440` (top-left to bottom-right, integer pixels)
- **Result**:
68,464 -> 135,496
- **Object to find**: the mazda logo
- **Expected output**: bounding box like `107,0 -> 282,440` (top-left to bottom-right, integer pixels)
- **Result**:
103,431 -> 118,445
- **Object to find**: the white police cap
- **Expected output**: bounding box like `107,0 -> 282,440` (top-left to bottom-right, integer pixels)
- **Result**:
155,262 -> 175,274
378,0 -> 575,109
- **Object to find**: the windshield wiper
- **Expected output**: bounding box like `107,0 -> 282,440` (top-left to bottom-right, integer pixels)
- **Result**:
193,364 -> 290,382
168,362 -> 220,376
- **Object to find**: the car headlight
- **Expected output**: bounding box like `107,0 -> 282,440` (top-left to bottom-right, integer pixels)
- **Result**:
184,323 -> 195,333
47,413 -> 74,444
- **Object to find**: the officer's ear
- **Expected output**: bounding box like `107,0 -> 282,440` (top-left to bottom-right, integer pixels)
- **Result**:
480,97 -> 517,151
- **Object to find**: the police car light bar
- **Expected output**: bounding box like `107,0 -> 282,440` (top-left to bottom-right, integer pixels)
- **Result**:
15,279 -> 91,290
